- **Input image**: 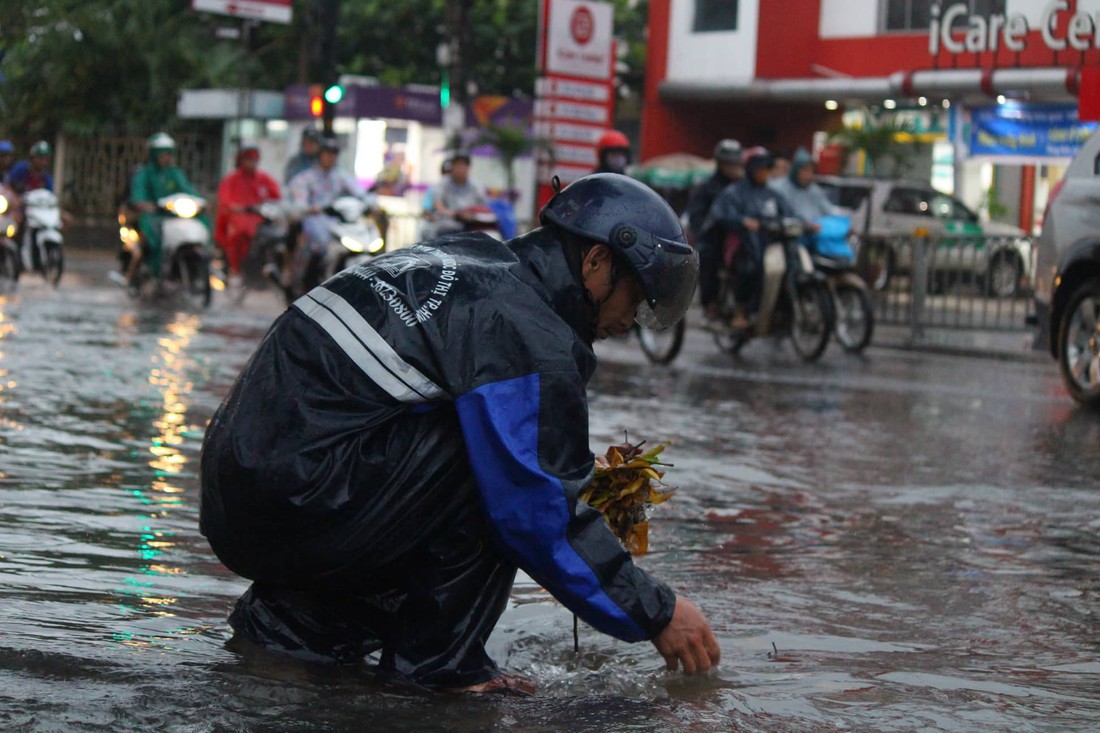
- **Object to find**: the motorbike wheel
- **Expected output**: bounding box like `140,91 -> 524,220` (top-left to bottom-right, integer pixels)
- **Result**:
178,250 -> 212,308
0,245 -> 18,293
856,239 -> 893,291
789,282 -> 833,361
43,243 -> 64,287
832,283 -> 874,353
637,319 -> 685,365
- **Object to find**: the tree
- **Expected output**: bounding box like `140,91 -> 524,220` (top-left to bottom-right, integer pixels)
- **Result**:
475,121 -> 551,199
828,113 -> 921,179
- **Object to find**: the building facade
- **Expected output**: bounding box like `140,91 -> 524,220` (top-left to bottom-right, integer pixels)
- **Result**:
642,0 -> 1100,231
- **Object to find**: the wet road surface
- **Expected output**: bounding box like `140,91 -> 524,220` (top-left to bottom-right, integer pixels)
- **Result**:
0,252 -> 1097,732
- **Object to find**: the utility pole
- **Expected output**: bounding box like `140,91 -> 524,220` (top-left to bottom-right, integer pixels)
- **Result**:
318,0 -> 339,135
442,0 -> 473,151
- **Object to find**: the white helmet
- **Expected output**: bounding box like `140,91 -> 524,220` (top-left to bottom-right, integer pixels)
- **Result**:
147,132 -> 176,151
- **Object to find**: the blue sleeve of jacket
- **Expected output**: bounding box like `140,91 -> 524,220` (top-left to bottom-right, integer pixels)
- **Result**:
454,370 -> 676,642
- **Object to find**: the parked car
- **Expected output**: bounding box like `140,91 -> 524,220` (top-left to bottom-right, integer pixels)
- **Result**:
816,176 -> 1031,296
1034,130 -> 1100,407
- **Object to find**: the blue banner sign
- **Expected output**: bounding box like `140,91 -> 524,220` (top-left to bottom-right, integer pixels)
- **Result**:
970,103 -> 1097,159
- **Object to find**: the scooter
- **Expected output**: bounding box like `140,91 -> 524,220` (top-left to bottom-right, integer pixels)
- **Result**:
808,215 -> 874,353
295,195 -> 386,300
231,201 -> 292,304
117,193 -> 213,307
0,188 -> 19,292
636,318 -> 686,365
19,188 -> 65,287
711,218 -> 835,361
456,204 -> 502,240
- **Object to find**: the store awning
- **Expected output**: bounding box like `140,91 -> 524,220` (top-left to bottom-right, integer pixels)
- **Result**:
659,67 -> 1081,105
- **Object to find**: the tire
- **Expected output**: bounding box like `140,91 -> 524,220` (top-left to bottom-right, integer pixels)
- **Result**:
0,245 -> 18,293
986,251 -> 1022,298
637,318 -> 685,364
856,239 -> 893,291
178,249 -> 212,308
711,279 -> 747,354
789,282 -> 833,361
1057,280 -> 1100,407
43,243 -> 63,287
832,283 -> 874,353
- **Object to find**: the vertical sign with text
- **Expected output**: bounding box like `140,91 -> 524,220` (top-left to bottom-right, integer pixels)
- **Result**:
535,0 -> 615,210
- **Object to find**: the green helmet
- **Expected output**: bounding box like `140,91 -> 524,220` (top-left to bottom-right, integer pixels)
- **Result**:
30,140 -> 52,157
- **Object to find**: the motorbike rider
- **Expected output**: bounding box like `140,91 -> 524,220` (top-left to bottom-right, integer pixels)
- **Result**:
684,139 -> 744,322
215,143 -> 282,282
431,152 -> 488,235
0,141 -> 16,183
284,127 -> 322,184
127,132 -> 209,284
200,172 -> 716,694
285,135 -> 365,290
705,147 -> 795,330
5,140 -> 54,195
768,147 -> 839,232
594,130 -> 632,174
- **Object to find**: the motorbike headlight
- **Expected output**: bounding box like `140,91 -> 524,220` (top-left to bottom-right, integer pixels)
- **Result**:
5,224 -> 14,238
171,198 -> 200,219
340,235 -> 365,253
366,237 -> 384,254
0,196 -> 7,215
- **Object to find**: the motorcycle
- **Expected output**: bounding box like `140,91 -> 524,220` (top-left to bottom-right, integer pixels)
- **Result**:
0,188 -> 19,292
117,193 -> 213,307
296,195 -> 385,301
636,318 -> 686,365
19,188 -> 65,287
808,215 -> 874,353
711,218 -> 835,361
229,201 -> 292,304
456,204 -> 502,240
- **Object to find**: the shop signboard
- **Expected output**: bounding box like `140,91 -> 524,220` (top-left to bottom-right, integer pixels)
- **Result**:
930,0 -> 1100,55
191,0 -> 292,24
534,0 -> 616,203
970,103 -> 1097,159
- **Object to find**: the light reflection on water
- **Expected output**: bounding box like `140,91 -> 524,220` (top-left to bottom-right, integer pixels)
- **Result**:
0,267 -> 1097,731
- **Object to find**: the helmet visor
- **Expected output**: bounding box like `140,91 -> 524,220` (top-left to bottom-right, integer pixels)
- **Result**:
628,234 -> 699,331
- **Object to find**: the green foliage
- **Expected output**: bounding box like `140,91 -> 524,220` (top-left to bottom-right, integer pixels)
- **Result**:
828,113 -> 921,179
475,121 -> 551,196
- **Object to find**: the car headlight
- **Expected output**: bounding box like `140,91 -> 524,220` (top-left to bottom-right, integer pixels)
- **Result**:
340,235 -> 365,253
170,198 -> 200,219
366,237 -> 384,254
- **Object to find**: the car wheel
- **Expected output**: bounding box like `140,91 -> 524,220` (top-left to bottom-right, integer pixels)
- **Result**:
1057,279 -> 1100,407
986,251 -> 1022,298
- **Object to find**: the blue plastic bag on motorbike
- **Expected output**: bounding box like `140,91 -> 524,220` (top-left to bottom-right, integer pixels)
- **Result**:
811,214 -> 853,258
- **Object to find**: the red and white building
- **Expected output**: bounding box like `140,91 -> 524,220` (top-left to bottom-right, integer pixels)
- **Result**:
641,0 -> 1100,231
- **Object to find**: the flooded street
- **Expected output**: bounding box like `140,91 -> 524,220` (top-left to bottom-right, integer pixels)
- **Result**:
1,251 -> 1098,732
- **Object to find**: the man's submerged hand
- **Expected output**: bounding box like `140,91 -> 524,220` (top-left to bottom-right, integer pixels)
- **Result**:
652,597 -> 721,675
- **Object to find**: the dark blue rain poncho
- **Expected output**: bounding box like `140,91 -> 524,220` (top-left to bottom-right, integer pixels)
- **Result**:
199,228 -> 676,688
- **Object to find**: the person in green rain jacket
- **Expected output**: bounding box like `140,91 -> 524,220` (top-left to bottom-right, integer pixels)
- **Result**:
129,132 -> 209,278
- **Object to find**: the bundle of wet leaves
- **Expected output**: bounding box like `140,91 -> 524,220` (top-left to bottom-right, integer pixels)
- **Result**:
579,440 -> 674,556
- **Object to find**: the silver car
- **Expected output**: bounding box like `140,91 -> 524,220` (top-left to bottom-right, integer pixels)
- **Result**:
817,176 -> 1031,297
1034,131 -> 1100,406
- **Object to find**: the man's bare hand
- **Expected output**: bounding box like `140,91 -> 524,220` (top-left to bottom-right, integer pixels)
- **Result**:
652,597 -> 720,675
743,217 -> 760,232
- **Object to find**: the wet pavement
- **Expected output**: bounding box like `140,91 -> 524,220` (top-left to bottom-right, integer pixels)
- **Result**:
0,251 -> 1097,732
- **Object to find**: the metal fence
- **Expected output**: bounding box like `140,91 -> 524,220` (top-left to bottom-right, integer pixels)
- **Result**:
858,233 -> 1037,335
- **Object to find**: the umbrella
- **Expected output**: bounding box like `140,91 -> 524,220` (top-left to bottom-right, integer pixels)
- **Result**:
629,153 -> 714,189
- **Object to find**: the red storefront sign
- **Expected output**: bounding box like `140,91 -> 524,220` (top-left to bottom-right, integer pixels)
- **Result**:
191,0 -> 292,24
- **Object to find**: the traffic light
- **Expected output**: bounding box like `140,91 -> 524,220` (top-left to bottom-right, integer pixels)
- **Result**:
324,84 -> 344,105
440,70 -> 450,109
308,85 -> 324,118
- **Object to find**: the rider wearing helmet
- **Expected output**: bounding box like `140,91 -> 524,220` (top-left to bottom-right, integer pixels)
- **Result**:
200,172 -> 716,695
704,146 -> 795,330
5,140 -> 55,195
215,143 -> 282,279
284,126 -> 323,184
594,129 -> 632,174
685,139 -> 744,321
0,140 -> 16,182
129,132 -> 207,281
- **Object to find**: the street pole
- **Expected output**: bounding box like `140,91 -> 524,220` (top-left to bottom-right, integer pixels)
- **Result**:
443,0 -> 472,151
319,0 -> 339,136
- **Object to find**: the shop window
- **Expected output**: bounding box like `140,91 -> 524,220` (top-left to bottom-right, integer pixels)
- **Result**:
693,0 -> 738,33
883,0 -> 1005,32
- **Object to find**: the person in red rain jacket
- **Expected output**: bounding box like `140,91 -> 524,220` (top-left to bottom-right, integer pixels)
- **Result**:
215,144 -> 281,279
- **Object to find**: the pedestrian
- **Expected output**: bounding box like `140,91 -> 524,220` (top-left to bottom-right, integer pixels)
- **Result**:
684,139 -> 744,322
200,172 -> 718,694
214,143 -> 281,281
594,129 -> 632,174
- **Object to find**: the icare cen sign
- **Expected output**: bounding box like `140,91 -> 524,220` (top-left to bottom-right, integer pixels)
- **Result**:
544,0 -> 614,79
930,0 -> 1100,55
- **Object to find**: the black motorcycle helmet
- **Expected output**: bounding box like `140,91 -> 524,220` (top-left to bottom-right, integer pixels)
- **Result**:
540,173 -> 699,330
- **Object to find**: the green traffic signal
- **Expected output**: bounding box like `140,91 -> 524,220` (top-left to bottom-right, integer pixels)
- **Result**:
324,84 -> 344,104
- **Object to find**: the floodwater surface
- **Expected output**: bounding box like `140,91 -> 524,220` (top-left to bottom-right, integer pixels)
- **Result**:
0,255 -> 1097,732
